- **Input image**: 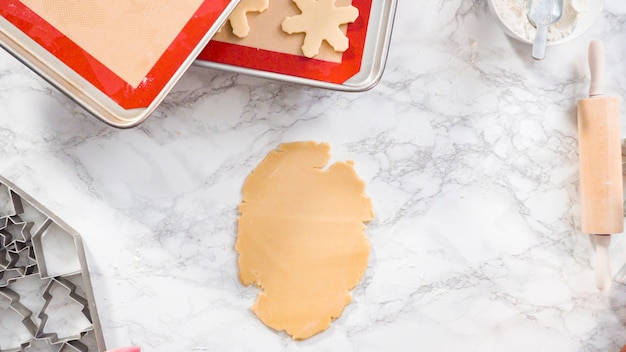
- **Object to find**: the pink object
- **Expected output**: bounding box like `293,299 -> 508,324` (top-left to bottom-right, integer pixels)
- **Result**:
106,348 -> 140,352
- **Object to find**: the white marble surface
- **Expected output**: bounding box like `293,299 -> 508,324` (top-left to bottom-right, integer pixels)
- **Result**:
1,0 -> 626,351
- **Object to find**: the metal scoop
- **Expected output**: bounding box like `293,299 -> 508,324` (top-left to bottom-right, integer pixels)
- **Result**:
527,0 -> 564,60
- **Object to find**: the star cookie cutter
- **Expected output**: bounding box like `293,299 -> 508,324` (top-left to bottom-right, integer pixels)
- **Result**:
0,176 -> 105,352
0,216 -> 38,285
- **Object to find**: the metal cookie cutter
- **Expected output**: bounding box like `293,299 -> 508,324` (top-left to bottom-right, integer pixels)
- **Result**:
0,176 -> 105,352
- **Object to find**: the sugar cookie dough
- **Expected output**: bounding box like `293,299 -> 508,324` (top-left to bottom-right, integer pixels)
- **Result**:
226,0 -> 270,38
281,0 -> 359,58
236,141 -> 373,339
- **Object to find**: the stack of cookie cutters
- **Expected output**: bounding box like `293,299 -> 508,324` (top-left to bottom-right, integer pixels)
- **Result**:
0,175 -> 105,352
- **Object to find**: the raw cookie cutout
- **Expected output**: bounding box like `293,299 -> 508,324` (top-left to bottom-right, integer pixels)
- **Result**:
227,0 -> 270,38
282,0 -> 359,58
236,141 -> 373,339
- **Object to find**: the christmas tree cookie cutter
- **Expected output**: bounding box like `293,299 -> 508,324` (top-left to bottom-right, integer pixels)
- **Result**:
0,175 -> 105,352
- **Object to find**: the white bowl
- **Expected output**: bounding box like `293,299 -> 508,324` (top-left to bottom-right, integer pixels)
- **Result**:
487,0 -> 604,45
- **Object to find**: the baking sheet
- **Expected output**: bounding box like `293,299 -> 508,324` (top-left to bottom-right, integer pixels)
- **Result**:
195,0 -> 397,91
0,0 -> 239,127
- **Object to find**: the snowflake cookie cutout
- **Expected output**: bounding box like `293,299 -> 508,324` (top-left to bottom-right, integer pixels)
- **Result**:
282,0 -> 359,58
227,0 -> 270,38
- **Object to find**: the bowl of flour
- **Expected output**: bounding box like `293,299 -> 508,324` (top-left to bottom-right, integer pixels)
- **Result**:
488,0 -> 604,45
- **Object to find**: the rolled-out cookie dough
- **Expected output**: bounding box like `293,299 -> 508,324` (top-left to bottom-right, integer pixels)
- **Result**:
236,141 -> 373,339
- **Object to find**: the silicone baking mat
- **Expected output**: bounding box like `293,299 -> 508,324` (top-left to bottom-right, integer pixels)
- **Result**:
198,0 -> 373,86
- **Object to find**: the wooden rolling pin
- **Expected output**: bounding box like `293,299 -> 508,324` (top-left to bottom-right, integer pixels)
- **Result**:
577,40 -> 624,290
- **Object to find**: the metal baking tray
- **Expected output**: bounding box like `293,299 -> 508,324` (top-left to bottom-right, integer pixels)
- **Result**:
0,1 -> 239,128
195,0 -> 397,91
0,175 -> 105,351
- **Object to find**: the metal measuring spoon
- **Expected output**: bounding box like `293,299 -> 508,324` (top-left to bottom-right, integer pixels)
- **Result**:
527,0 -> 564,60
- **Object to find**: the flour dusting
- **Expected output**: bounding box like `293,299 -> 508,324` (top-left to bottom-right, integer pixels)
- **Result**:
493,0 -> 590,42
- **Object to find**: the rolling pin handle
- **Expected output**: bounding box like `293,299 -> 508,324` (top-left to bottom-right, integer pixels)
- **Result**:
594,234 -> 611,290
589,40 -> 605,97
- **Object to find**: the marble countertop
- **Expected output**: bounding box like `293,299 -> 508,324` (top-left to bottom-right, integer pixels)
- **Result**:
1,0 -> 626,351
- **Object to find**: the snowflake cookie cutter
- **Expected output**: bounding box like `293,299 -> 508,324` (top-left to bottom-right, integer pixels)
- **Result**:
0,176 -> 105,352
